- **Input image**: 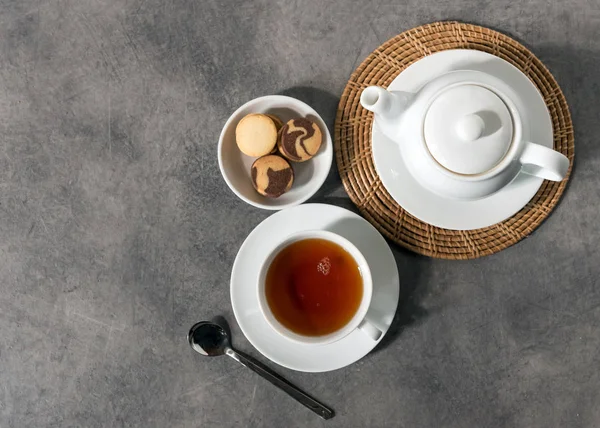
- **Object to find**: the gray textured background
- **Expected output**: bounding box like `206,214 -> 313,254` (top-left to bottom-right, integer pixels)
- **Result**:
1,0 -> 599,427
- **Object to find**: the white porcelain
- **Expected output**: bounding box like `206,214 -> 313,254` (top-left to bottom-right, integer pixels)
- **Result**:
218,95 -> 333,210
231,204 -> 400,372
424,84 -> 513,175
361,59 -> 569,201
257,229 -> 382,346
369,50 -> 565,230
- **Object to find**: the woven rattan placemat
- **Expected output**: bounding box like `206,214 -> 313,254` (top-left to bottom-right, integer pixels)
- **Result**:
334,21 -> 574,259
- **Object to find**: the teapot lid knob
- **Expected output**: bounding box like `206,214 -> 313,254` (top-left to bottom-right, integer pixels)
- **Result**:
456,114 -> 485,142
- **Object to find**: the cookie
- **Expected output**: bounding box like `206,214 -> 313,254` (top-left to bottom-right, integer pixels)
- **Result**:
251,155 -> 294,198
265,114 -> 283,131
265,114 -> 284,154
270,126 -> 283,154
235,114 -> 278,157
278,118 -> 322,162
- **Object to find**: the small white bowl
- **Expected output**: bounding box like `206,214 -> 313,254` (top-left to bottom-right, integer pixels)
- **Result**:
218,95 -> 333,210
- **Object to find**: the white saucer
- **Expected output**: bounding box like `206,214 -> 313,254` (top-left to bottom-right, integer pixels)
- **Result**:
230,204 -> 400,372
372,50 -> 553,230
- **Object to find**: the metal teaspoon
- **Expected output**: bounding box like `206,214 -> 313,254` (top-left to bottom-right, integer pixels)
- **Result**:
187,321 -> 334,420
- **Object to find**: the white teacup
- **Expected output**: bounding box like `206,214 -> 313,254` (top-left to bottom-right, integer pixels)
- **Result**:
257,230 -> 382,346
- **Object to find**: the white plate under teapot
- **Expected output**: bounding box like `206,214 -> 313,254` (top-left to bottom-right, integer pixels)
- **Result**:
364,49 -> 569,230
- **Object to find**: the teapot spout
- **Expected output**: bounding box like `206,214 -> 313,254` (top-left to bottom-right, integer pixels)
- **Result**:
360,86 -> 410,120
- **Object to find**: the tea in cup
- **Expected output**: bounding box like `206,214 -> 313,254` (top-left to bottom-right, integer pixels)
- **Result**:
257,230 -> 381,345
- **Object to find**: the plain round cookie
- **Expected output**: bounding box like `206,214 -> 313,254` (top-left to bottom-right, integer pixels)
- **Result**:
235,114 -> 278,157
278,118 -> 322,162
251,155 -> 294,198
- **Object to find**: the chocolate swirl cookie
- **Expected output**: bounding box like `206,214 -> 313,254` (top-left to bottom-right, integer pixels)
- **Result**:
278,118 -> 322,162
251,155 -> 294,198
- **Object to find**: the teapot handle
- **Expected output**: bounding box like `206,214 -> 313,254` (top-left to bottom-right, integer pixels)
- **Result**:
519,142 -> 569,181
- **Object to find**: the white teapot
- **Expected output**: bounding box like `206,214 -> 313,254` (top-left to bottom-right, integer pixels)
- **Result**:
360,70 -> 569,200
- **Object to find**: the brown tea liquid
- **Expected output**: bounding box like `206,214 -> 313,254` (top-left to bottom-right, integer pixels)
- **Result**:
265,238 -> 363,336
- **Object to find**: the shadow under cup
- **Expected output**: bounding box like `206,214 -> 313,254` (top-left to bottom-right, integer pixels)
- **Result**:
257,230 -> 382,346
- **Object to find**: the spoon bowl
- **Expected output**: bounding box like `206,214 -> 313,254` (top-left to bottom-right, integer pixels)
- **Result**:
187,321 -> 229,357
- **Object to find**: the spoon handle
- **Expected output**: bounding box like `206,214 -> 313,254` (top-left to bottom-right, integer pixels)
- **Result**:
226,348 -> 334,420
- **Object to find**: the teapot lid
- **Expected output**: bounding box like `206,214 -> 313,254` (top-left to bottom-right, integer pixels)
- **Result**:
423,84 -> 513,175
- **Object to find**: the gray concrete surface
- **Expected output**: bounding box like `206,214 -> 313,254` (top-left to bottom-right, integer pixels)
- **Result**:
1,0 -> 599,427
